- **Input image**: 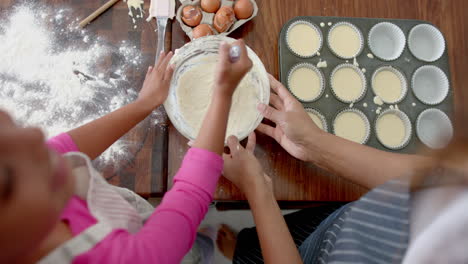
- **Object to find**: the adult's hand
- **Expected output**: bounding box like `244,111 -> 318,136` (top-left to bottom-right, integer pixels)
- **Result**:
256,74 -> 324,162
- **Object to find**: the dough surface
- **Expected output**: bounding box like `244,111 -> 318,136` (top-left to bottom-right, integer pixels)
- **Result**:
334,111 -> 367,143
307,111 -> 324,130
373,70 -> 403,103
289,67 -> 321,101
376,112 -> 406,148
287,23 -> 320,57
177,55 -> 259,139
332,66 -> 364,102
329,24 -> 361,58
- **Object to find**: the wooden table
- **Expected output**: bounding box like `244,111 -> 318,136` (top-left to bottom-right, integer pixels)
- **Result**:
169,0 -> 468,201
2,0 -> 465,201
0,0 -> 171,198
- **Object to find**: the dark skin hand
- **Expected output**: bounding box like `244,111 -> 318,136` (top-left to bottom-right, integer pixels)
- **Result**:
257,74 -> 432,189
193,39 -> 253,154
68,51 -> 174,160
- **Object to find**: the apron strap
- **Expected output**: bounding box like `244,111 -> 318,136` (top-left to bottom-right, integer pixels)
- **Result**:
37,222 -> 113,264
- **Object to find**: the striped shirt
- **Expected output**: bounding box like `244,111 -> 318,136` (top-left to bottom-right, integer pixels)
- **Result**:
299,180 -> 410,264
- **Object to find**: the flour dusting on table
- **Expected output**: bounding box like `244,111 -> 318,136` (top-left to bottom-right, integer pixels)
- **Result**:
125,0 -> 145,28
0,4 -> 145,171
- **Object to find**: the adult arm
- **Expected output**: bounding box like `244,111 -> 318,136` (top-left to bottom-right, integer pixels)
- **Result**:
68,52 -> 174,160
257,75 -> 432,189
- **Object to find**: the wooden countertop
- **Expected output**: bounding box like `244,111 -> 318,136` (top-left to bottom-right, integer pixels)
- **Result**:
2,0 -> 465,201
169,0 -> 468,201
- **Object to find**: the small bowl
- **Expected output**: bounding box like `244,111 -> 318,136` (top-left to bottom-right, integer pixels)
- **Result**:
409,24 -> 446,62
330,63 -> 367,103
305,108 -> 328,132
327,22 -> 364,59
371,66 -> 408,104
375,109 -> 412,150
286,20 -> 323,58
368,22 -> 406,61
287,63 -> 325,102
412,65 -> 449,105
333,108 -> 370,144
416,108 -> 453,149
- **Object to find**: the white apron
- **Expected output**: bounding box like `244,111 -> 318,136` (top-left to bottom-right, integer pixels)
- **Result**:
38,152 -> 154,263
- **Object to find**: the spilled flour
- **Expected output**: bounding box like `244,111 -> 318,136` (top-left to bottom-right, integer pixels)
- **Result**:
125,0 -> 145,28
0,4 -> 147,172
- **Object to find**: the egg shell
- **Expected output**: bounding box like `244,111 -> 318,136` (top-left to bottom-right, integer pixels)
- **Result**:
201,0 -> 221,13
192,24 -> 215,39
175,0 -> 259,40
182,5 -> 203,27
214,6 -> 235,33
234,0 -> 253,19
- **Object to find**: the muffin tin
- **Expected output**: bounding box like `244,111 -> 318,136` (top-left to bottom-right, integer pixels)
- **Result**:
279,16 -> 453,153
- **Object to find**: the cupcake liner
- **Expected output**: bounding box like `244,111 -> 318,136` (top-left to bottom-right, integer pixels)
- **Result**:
409,24 -> 446,62
330,63 -> 367,103
305,108 -> 328,132
416,108 -> 453,149
375,109 -> 412,150
333,108 -> 370,144
286,20 -> 323,58
371,66 -> 408,104
412,65 -> 449,105
327,22 -> 364,59
368,22 -> 406,61
287,63 -> 325,103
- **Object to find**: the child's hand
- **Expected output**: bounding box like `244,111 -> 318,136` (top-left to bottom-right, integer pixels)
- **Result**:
215,39 -> 253,98
137,51 -> 175,111
223,133 -> 273,196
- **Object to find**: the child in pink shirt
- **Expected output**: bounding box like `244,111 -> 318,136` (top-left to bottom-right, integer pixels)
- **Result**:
0,40 -> 253,264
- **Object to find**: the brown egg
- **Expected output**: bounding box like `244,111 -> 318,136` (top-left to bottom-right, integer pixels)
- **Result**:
213,6 -> 235,33
201,0 -> 221,13
234,0 -> 254,19
182,5 -> 203,27
192,24 -> 214,39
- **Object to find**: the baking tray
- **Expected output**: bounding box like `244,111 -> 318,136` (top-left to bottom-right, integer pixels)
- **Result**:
279,16 -> 453,154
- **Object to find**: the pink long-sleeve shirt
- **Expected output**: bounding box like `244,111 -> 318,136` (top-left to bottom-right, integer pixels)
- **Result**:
47,133 -> 223,263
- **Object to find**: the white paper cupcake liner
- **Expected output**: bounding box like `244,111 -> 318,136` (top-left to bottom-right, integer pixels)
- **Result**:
286,20 -> 323,58
375,109 -> 412,150
409,24 -> 446,62
416,108 -> 453,149
287,63 -> 325,103
412,65 -> 449,105
368,22 -> 406,61
327,22 -> 364,59
371,66 -> 408,104
305,108 -> 328,132
333,108 -> 370,145
330,63 -> 367,103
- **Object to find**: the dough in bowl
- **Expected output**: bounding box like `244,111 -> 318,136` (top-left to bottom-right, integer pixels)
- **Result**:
177,54 -> 258,139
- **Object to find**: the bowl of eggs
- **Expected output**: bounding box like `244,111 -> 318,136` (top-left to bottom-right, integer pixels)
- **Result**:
176,0 -> 258,39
